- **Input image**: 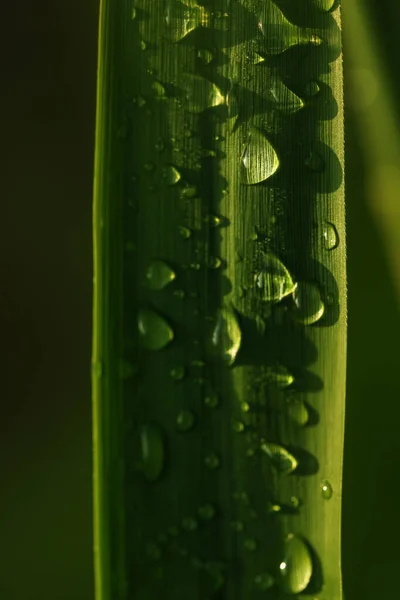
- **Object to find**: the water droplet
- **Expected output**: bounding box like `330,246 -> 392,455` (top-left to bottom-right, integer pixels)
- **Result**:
254,252 -> 296,302
322,221 -> 339,250
258,0 -> 322,54
240,401 -> 250,413
232,420 -> 245,433
138,309 -> 174,350
197,48 -> 214,64
208,256 -> 222,269
176,409 -> 196,431
198,503 -> 216,520
140,40 -> 147,51
162,164 -> 181,185
268,502 -> 282,513
204,453 -> 220,470
261,442 -> 298,474
233,491 -> 250,504
255,573 -> 275,591
164,0 -> 203,43
140,424 -> 165,482
152,80 -> 167,100
266,364 -> 294,388
271,80 -> 304,114
231,520 -> 244,532
241,128 -> 279,185
146,541 -> 161,560
145,260 -> 176,291
136,95 -> 146,108
287,397 -> 309,426
290,495 -> 301,508
178,225 -> 192,239
313,0 -> 336,12
321,479 -> 333,499
180,184 -> 198,199
182,516 -> 198,531
292,281 -> 325,325
206,213 -> 222,227
209,306 -> 242,366
305,150 -> 325,173
170,365 -> 185,380
204,393 -> 219,408
279,534 -> 313,594
305,80 -> 320,96
178,73 -> 225,113
244,538 -> 257,551
173,288 -> 186,299
131,6 -> 137,20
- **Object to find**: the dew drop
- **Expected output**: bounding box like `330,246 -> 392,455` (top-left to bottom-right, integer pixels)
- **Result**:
244,538 -> 257,552
271,80 -> 304,114
313,0 -> 336,12
198,503 -> 216,520
208,256 -> 222,269
232,420 -> 245,433
206,213 -> 222,227
241,128 -> 279,185
204,392 -> 219,408
279,534 -> 313,594
145,260 -> 176,290
290,495 -> 301,508
178,225 -> 192,239
258,0 -> 323,54
173,288 -> 186,299
321,479 -> 333,499
182,516 -> 198,531
254,252 -> 296,302
131,6 -> 137,20
292,281 -> 325,325
176,409 -> 196,431
254,573 -> 275,591
266,364 -> 294,388
305,80 -> 320,97
170,365 -> 185,380
137,309 -> 174,350
179,73 -> 225,113
162,164 -> 181,185
140,40 -> 147,51
204,561 -> 225,594
209,306 -> 242,366
140,424 -> 165,482
322,221 -> 339,250
204,453 -> 220,470
261,442 -> 298,474
305,150 -> 325,173
151,80 -> 167,100
197,48 -> 214,64
240,401 -> 250,413
164,0 -> 203,42
231,520 -> 244,532
287,397 -> 309,426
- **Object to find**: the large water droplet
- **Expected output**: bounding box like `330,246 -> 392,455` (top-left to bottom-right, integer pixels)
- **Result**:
292,281 -> 325,325
279,534 -> 313,594
138,309 -> 174,350
322,221 -> 339,250
261,442 -> 298,473
140,424 -> 165,482
259,0 -> 322,54
178,73 -> 225,113
321,479 -> 333,499
145,260 -> 176,290
164,0 -> 203,43
210,306 -> 242,366
162,164 -> 181,185
254,252 -> 296,302
254,573 -> 275,591
241,128 -> 279,184
176,409 -> 196,431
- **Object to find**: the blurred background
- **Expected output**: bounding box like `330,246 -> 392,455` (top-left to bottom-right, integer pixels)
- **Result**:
1,1 -> 399,598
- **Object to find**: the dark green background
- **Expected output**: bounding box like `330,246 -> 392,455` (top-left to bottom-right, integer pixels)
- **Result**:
1,1 -> 399,598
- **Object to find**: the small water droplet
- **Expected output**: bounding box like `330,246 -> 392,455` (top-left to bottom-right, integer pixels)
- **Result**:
241,128 -> 279,185
254,252 -> 296,302
326,292 -> 334,306
144,162 -> 154,172
178,225 -> 192,239
305,150 -> 325,173
240,401 -> 250,413
138,309 -> 174,350
290,495 -> 301,508
321,479 -> 333,499
152,80 -> 167,99
173,288 -> 186,299
204,561 -> 225,593
145,260 -> 176,291
204,393 -> 219,408
131,6 -> 137,20
244,538 -> 257,552
305,80 -> 320,96
140,40 -> 147,51
208,256 -> 222,269
266,364 -> 294,388
197,48 -> 214,64
179,73 -> 225,113
206,213 -> 222,227
322,221 -> 339,250
231,520 -> 244,532
135,95 -> 146,108
254,573 -> 275,590
198,503 -> 216,520
176,409 -> 196,431
140,424 -> 165,482
287,397 -> 309,426
232,420 -> 245,433
261,442 -> 298,474
182,516 -> 198,531
170,365 -> 185,380
233,491 -> 250,504
279,534 -> 313,594
162,164 -> 181,185
204,453 -> 220,470
292,281 -> 325,325
209,306 -> 242,366
180,184 -> 198,199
